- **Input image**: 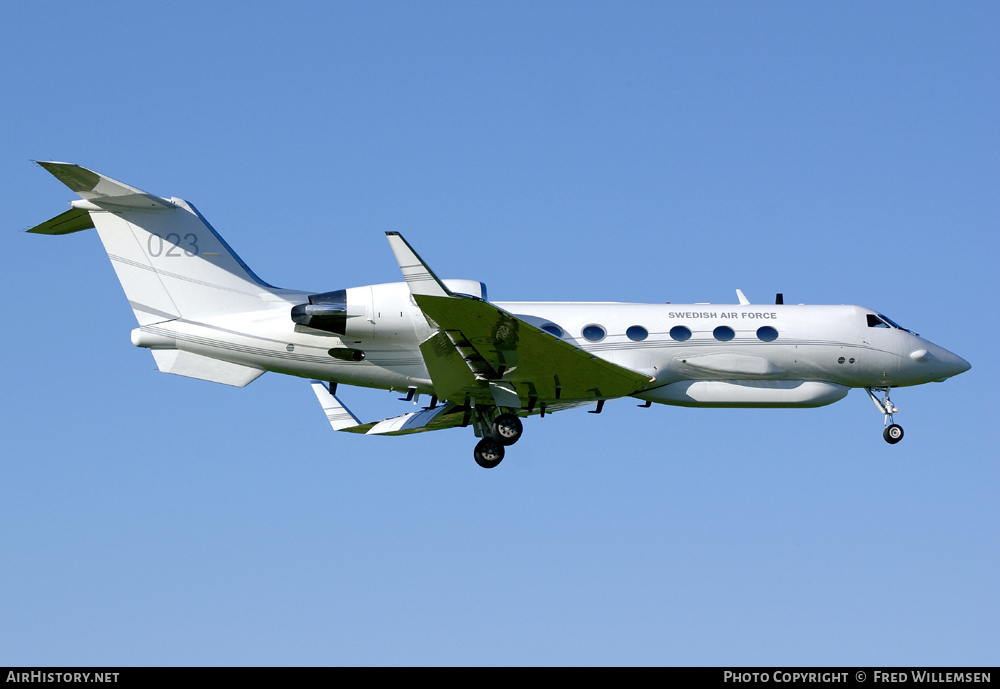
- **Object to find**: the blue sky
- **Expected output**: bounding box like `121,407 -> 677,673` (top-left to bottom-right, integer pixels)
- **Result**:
1,2 -> 996,665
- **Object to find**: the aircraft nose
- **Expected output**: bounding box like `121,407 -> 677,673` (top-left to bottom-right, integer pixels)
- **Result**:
946,352 -> 972,377
911,346 -> 971,381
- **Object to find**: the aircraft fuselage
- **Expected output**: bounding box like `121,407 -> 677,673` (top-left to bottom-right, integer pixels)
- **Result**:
133,280 -> 969,407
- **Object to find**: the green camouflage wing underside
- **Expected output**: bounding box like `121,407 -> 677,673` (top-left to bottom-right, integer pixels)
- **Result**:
415,294 -> 652,405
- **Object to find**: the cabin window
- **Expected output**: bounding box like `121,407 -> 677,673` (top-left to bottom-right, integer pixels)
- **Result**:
756,326 -> 778,342
669,325 -> 692,341
541,323 -> 564,338
582,325 -> 606,342
626,325 -> 648,341
714,326 -> 735,341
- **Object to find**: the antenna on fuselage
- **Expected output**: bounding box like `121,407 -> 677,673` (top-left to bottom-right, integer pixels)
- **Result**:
775,293 -> 784,305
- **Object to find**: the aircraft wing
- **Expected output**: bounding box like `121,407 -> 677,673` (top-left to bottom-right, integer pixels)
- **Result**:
311,382 -> 469,435
386,233 -> 653,406
310,382 -> 592,437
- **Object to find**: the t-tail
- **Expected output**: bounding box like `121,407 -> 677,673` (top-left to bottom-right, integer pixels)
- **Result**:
28,162 -> 283,386
28,162 -> 278,324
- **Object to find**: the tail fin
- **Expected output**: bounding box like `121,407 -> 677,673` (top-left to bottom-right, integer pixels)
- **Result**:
29,162 -> 277,325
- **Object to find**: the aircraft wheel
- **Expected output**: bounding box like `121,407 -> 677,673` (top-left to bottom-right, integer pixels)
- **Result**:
474,438 -> 505,469
883,424 -> 904,444
492,413 -> 523,446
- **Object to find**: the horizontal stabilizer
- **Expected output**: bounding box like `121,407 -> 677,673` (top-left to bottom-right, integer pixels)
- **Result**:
36,161 -> 176,209
26,207 -> 94,235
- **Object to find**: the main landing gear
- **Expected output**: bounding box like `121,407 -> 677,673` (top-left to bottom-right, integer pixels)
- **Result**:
473,438 -> 505,469
866,387 -> 904,444
492,413 -> 523,446
472,411 -> 524,468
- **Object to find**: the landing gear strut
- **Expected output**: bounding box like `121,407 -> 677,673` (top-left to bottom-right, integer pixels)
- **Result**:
866,387 -> 904,444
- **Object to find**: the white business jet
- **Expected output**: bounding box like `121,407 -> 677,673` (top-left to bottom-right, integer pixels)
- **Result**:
29,162 -> 970,468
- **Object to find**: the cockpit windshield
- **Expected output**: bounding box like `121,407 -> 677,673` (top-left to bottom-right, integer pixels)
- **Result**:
867,313 -> 911,333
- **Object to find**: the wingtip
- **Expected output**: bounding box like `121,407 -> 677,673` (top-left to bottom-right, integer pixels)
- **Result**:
385,232 -> 453,298
35,160 -> 78,169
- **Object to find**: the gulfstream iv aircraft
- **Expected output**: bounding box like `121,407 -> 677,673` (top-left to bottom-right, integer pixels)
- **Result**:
29,162 -> 971,468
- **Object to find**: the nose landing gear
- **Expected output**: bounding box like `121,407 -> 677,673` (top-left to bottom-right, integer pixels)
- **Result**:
883,423 -> 904,444
866,387 -> 904,444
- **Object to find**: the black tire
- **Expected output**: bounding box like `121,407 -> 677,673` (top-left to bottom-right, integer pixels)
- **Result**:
474,438 -> 505,468
492,413 -> 523,446
883,424 -> 904,444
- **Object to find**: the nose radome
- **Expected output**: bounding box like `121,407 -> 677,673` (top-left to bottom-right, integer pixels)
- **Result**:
951,354 -> 972,376
935,348 -> 971,380
909,346 -> 970,381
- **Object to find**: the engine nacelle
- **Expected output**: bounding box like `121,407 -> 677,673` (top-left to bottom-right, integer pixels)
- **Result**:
291,289 -> 348,334
292,280 -> 487,339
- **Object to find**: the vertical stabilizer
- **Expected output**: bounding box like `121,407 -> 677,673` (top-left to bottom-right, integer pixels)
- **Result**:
30,162 -> 278,324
